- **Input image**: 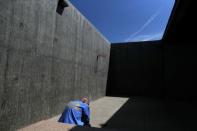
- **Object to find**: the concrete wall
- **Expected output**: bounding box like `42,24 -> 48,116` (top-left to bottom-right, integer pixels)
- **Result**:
107,41 -> 163,97
107,42 -> 197,99
163,44 -> 197,99
162,0 -> 197,99
0,0 -> 110,130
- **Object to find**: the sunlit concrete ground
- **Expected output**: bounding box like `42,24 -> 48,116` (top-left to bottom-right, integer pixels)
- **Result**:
18,97 -> 129,131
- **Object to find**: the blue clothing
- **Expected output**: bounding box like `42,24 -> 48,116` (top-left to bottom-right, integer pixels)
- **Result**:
58,100 -> 90,126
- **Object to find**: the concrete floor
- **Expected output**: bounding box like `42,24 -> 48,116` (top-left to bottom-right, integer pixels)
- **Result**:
18,97 -> 197,131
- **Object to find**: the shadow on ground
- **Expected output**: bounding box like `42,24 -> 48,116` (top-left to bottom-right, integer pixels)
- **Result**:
69,126 -> 118,131
99,97 -> 197,131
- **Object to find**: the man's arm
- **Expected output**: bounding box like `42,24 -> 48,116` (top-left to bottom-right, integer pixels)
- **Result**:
58,107 -> 67,123
82,105 -> 91,127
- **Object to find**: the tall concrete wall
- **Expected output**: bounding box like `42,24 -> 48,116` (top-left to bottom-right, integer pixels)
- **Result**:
107,42 -> 197,99
107,41 -> 163,97
162,0 -> 197,99
0,0 -> 110,130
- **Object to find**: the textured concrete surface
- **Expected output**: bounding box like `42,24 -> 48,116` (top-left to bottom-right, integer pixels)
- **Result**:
18,121 -> 74,131
107,41 -> 197,99
0,0 -> 110,130
163,44 -> 197,99
90,97 -> 129,127
17,97 -> 128,131
107,42 -> 162,97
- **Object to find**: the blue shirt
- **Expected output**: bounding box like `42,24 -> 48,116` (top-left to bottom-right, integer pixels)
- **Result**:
58,100 -> 90,126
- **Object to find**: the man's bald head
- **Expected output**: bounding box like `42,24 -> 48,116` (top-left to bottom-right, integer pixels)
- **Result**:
81,97 -> 89,105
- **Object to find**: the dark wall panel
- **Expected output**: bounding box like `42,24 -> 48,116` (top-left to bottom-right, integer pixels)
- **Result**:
163,44 -> 197,99
107,42 -> 162,97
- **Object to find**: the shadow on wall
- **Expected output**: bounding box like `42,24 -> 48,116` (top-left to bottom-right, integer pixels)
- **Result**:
106,41 -> 197,100
106,41 -> 163,98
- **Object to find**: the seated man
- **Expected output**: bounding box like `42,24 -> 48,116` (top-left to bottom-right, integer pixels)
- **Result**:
58,97 -> 91,127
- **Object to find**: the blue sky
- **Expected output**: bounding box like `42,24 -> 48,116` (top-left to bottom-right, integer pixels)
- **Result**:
70,0 -> 175,43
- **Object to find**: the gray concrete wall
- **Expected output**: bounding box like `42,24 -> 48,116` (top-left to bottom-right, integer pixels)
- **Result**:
0,0 -> 110,130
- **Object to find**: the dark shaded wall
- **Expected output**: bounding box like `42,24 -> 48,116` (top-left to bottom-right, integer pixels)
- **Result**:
162,0 -> 197,99
163,44 -> 197,99
107,41 -> 163,97
107,42 -> 197,99
0,0 -> 110,130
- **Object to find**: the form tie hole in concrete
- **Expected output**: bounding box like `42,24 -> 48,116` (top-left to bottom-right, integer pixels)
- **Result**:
54,37 -> 58,43
13,76 -> 19,81
0,52 -> 2,63
56,0 -> 69,15
41,74 -> 45,79
19,22 -> 24,30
